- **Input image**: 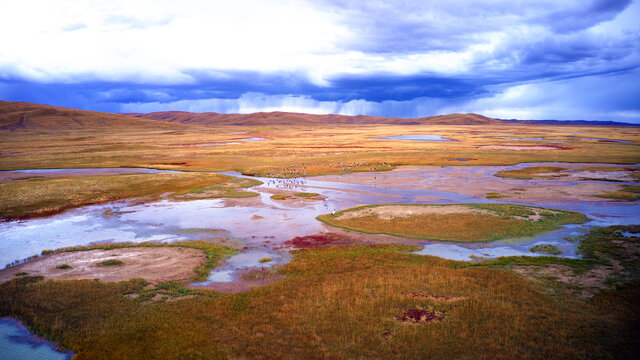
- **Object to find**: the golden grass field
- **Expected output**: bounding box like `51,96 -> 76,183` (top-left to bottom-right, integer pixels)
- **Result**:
0,172 -> 229,220
1,224 -> 639,359
2,119 -> 639,176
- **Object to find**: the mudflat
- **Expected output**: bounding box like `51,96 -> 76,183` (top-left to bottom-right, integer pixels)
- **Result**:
0,247 -> 206,284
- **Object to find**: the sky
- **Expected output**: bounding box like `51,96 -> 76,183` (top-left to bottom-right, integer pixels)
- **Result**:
1,0 -> 639,122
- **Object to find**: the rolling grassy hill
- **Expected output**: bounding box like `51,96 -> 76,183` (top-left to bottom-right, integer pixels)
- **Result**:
125,110 -> 504,126
0,101 -> 191,131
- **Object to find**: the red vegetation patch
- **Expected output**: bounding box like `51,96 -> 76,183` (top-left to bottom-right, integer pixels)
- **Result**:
396,308 -> 446,324
283,233 -> 359,248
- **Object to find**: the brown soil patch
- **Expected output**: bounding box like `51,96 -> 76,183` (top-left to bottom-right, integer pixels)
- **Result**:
334,205 -> 490,221
512,261 -> 625,298
0,247 -> 207,284
335,204 -> 551,223
396,308 -> 446,324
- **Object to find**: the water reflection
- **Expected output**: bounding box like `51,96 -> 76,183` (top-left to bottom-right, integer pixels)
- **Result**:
0,317 -> 73,360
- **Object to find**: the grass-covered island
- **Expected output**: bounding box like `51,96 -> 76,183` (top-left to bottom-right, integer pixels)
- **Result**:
317,204 -> 589,242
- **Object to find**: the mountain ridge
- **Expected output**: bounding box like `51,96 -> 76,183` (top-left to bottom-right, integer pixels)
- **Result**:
0,101 -> 191,131
2,101 -> 637,130
125,110 -> 503,126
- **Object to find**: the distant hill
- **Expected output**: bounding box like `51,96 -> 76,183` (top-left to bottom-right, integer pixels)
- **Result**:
500,119 -> 639,127
125,110 -> 504,126
0,101 -> 190,131
5,101 -> 635,130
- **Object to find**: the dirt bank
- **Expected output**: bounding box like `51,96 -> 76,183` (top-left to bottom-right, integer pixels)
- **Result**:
0,247 -> 207,284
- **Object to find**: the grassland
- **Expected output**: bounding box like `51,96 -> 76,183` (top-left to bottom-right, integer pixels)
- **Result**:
1,226 -> 639,359
0,172 -> 229,220
1,121 -> 638,179
529,244 -> 563,255
171,177 -> 262,200
494,166 -> 567,179
294,192 -> 319,197
594,185 -> 640,201
317,204 -> 589,242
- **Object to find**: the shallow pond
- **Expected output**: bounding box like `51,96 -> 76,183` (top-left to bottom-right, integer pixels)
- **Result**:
0,317 -> 73,360
198,142 -> 241,146
376,134 -> 453,141
580,137 -> 632,143
192,250 -> 289,286
238,137 -> 266,141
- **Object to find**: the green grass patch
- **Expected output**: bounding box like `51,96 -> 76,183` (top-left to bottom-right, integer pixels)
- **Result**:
486,192 -> 508,199
593,185 -> 640,201
574,225 -> 640,263
317,203 -> 588,242
294,192 -> 319,197
56,264 -> 72,269
259,257 -> 272,263
173,177 -> 261,200
623,185 -> 640,193
270,194 -> 289,200
494,166 -> 567,179
529,244 -> 563,255
99,259 -> 123,266
14,272 -> 28,277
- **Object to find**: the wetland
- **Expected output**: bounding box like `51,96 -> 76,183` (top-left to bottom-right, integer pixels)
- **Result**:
1,109 -> 639,359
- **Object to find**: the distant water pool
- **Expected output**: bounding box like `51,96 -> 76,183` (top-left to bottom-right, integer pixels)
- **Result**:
191,250 -> 288,286
376,135 -> 452,142
581,137 -> 631,143
0,317 -> 73,360
198,142 -> 241,146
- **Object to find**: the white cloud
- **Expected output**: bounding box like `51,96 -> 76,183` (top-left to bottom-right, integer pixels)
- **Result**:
8,0 -> 631,84
440,69 -> 640,121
